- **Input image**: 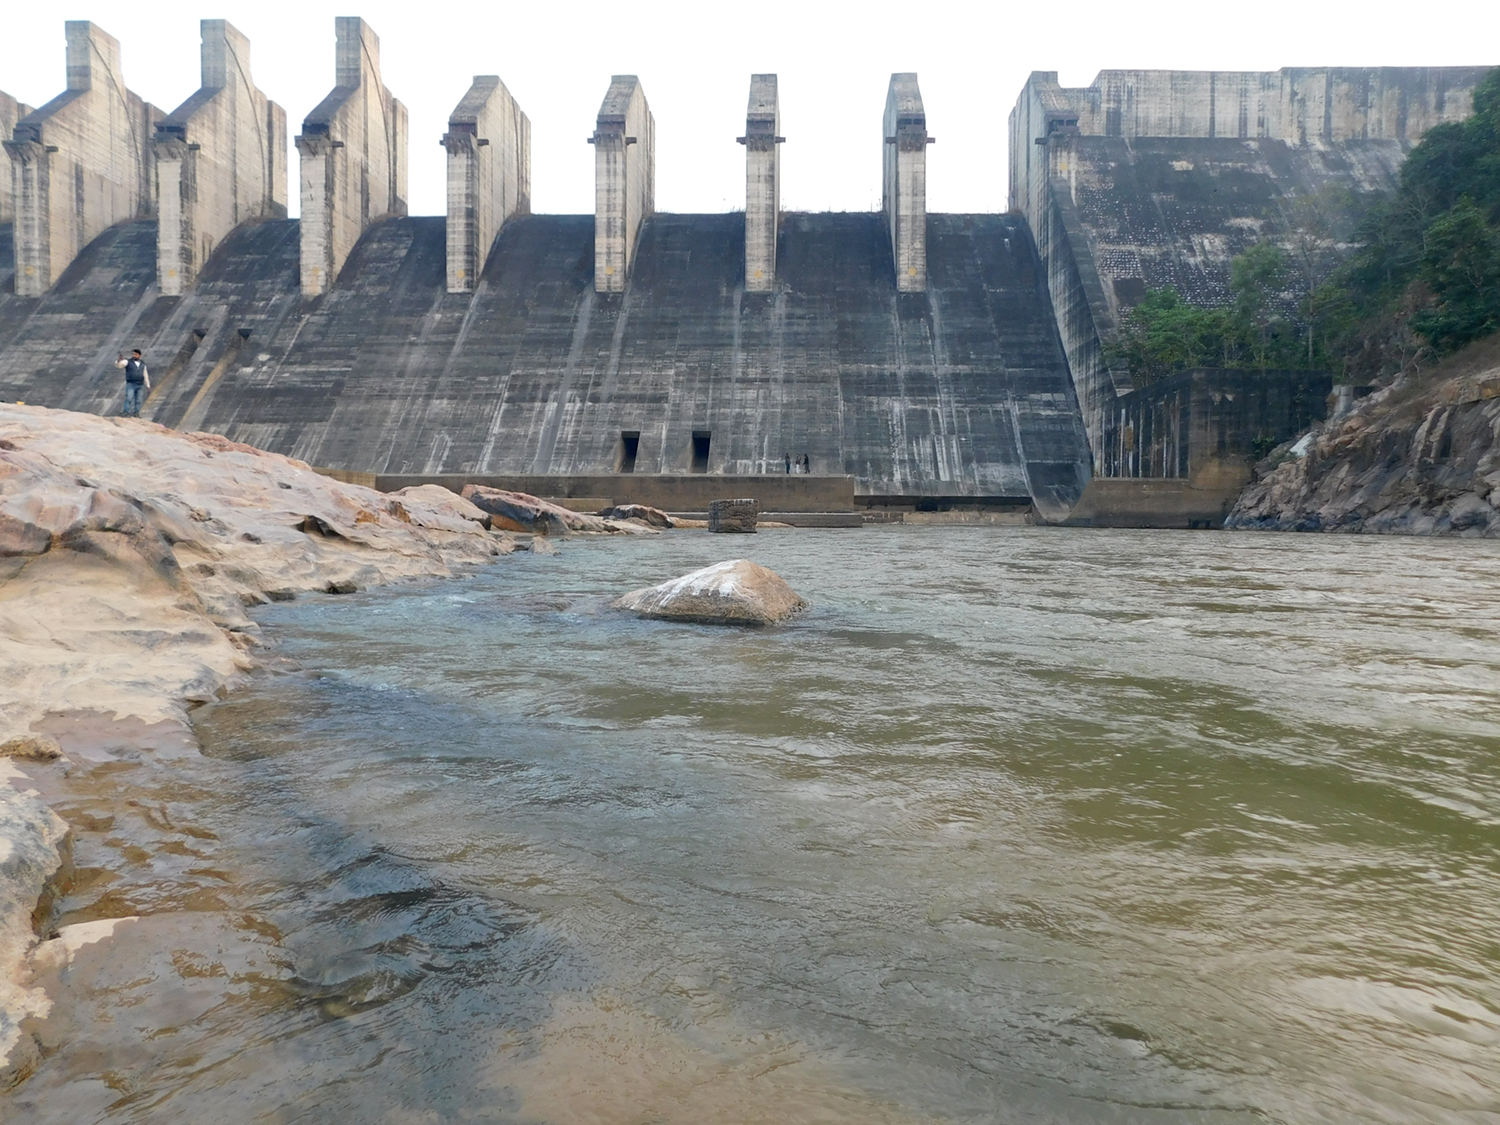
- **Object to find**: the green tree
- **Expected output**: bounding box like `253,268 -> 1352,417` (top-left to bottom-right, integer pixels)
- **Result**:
1412,197 -> 1500,350
1229,241 -> 1292,370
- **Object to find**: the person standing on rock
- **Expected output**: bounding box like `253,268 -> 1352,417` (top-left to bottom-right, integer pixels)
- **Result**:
115,350 -> 150,418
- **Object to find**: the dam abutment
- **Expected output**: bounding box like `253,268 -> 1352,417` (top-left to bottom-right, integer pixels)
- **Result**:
591,76 -> 654,293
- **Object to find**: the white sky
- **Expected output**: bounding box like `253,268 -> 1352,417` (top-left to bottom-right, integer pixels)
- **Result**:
2,1 -> 1494,218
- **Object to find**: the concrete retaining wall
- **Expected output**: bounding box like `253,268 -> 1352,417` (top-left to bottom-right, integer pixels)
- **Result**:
592,76 -> 654,292
883,73 -> 929,292
4,23 -> 158,298
296,17 -> 408,297
1008,65 -> 1490,466
371,473 -> 855,512
444,76 -> 530,294
153,21 -> 287,297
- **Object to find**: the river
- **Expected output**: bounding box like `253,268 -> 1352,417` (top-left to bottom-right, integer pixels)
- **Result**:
10,527 -> 1500,1123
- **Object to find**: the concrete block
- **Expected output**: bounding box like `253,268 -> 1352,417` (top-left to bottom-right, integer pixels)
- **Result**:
0,92 -> 34,223
883,73 -> 929,292
590,76 -> 654,292
296,17 -> 408,297
443,75 -> 531,294
707,497 -> 758,533
4,23 -> 158,297
739,75 -> 782,292
153,21 -> 287,297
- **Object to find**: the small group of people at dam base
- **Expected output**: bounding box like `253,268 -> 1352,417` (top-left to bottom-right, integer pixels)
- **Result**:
118,348 -> 816,476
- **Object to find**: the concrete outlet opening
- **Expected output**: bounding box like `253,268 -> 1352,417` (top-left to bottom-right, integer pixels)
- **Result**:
617,430 -> 640,473
690,430 -> 711,473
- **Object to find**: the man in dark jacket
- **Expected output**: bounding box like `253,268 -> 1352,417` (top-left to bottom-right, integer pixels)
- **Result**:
115,349 -> 150,417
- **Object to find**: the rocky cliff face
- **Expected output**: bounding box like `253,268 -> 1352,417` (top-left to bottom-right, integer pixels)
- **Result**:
1227,338 -> 1500,536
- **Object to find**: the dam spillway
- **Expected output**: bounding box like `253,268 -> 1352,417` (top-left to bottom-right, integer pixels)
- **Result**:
0,209 -> 1091,511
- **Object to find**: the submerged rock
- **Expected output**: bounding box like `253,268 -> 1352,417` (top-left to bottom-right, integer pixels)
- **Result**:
613,559 -> 807,625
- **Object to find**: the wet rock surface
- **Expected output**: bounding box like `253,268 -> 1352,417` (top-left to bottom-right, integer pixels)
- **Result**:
1228,338 -> 1500,536
613,559 -> 807,625
462,486 -> 655,537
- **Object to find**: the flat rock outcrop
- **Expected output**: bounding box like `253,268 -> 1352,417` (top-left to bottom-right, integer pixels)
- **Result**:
0,404 -> 547,1067
1227,338 -> 1500,536
613,559 -> 808,625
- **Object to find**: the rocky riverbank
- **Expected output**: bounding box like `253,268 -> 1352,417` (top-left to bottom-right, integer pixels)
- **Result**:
1227,337 -> 1500,535
0,404 -> 646,1079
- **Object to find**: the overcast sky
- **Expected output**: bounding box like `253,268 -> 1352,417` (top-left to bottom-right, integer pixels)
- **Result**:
2,1 -> 1493,218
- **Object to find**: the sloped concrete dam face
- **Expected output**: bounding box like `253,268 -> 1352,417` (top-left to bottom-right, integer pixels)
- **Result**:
0,213 -> 1090,508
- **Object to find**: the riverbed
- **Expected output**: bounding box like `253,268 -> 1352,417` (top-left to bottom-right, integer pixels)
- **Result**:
10,527 -> 1500,1123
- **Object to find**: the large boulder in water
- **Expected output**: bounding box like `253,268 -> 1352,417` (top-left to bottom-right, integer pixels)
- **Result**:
613,559 -> 808,625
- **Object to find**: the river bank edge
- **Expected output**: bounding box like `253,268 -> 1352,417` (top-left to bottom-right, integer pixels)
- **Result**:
0,403 -> 675,1086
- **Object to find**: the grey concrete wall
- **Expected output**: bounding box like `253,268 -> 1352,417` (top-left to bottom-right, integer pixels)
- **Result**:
883,74 -> 930,292
296,17 -> 408,297
372,473 -> 855,512
154,21 -> 287,297
444,75 -> 531,294
3,23 -> 158,298
741,74 -> 781,292
592,76 -> 654,292
0,92 -> 34,224
1100,368 -> 1329,485
0,211 -> 1090,512
1008,64 -> 1491,466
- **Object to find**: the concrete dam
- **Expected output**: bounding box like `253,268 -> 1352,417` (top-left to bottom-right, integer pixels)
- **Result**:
1,19 -> 1490,518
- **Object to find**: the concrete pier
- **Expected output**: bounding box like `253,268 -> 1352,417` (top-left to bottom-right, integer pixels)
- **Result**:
153,21 -> 287,297
3,23 -> 158,298
739,75 -> 782,292
883,73 -> 930,292
0,92 -> 34,223
443,76 -> 531,294
296,17 -> 408,297
590,76 -> 654,293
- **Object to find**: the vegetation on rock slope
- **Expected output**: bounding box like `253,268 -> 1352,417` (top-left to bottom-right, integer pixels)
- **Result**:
1111,68 -> 1500,387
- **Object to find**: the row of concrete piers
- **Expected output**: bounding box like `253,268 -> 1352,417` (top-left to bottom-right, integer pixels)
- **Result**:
0,19 -> 933,303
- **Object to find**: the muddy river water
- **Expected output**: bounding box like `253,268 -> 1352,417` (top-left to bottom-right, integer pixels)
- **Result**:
9,527 -> 1500,1123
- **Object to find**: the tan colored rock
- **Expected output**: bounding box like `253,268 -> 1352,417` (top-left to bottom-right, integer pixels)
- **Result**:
613,559 -> 807,625
598,503 -> 673,528
0,737 -> 62,762
462,486 -> 656,536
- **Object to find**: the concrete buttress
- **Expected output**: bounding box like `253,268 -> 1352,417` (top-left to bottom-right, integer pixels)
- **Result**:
296,17 -> 408,297
3,23 -> 158,298
153,21 -> 287,297
444,76 -> 531,294
883,73 -> 930,292
0,92 -> 35,223
591,76 -> 654,293
740,75 -> 782,292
